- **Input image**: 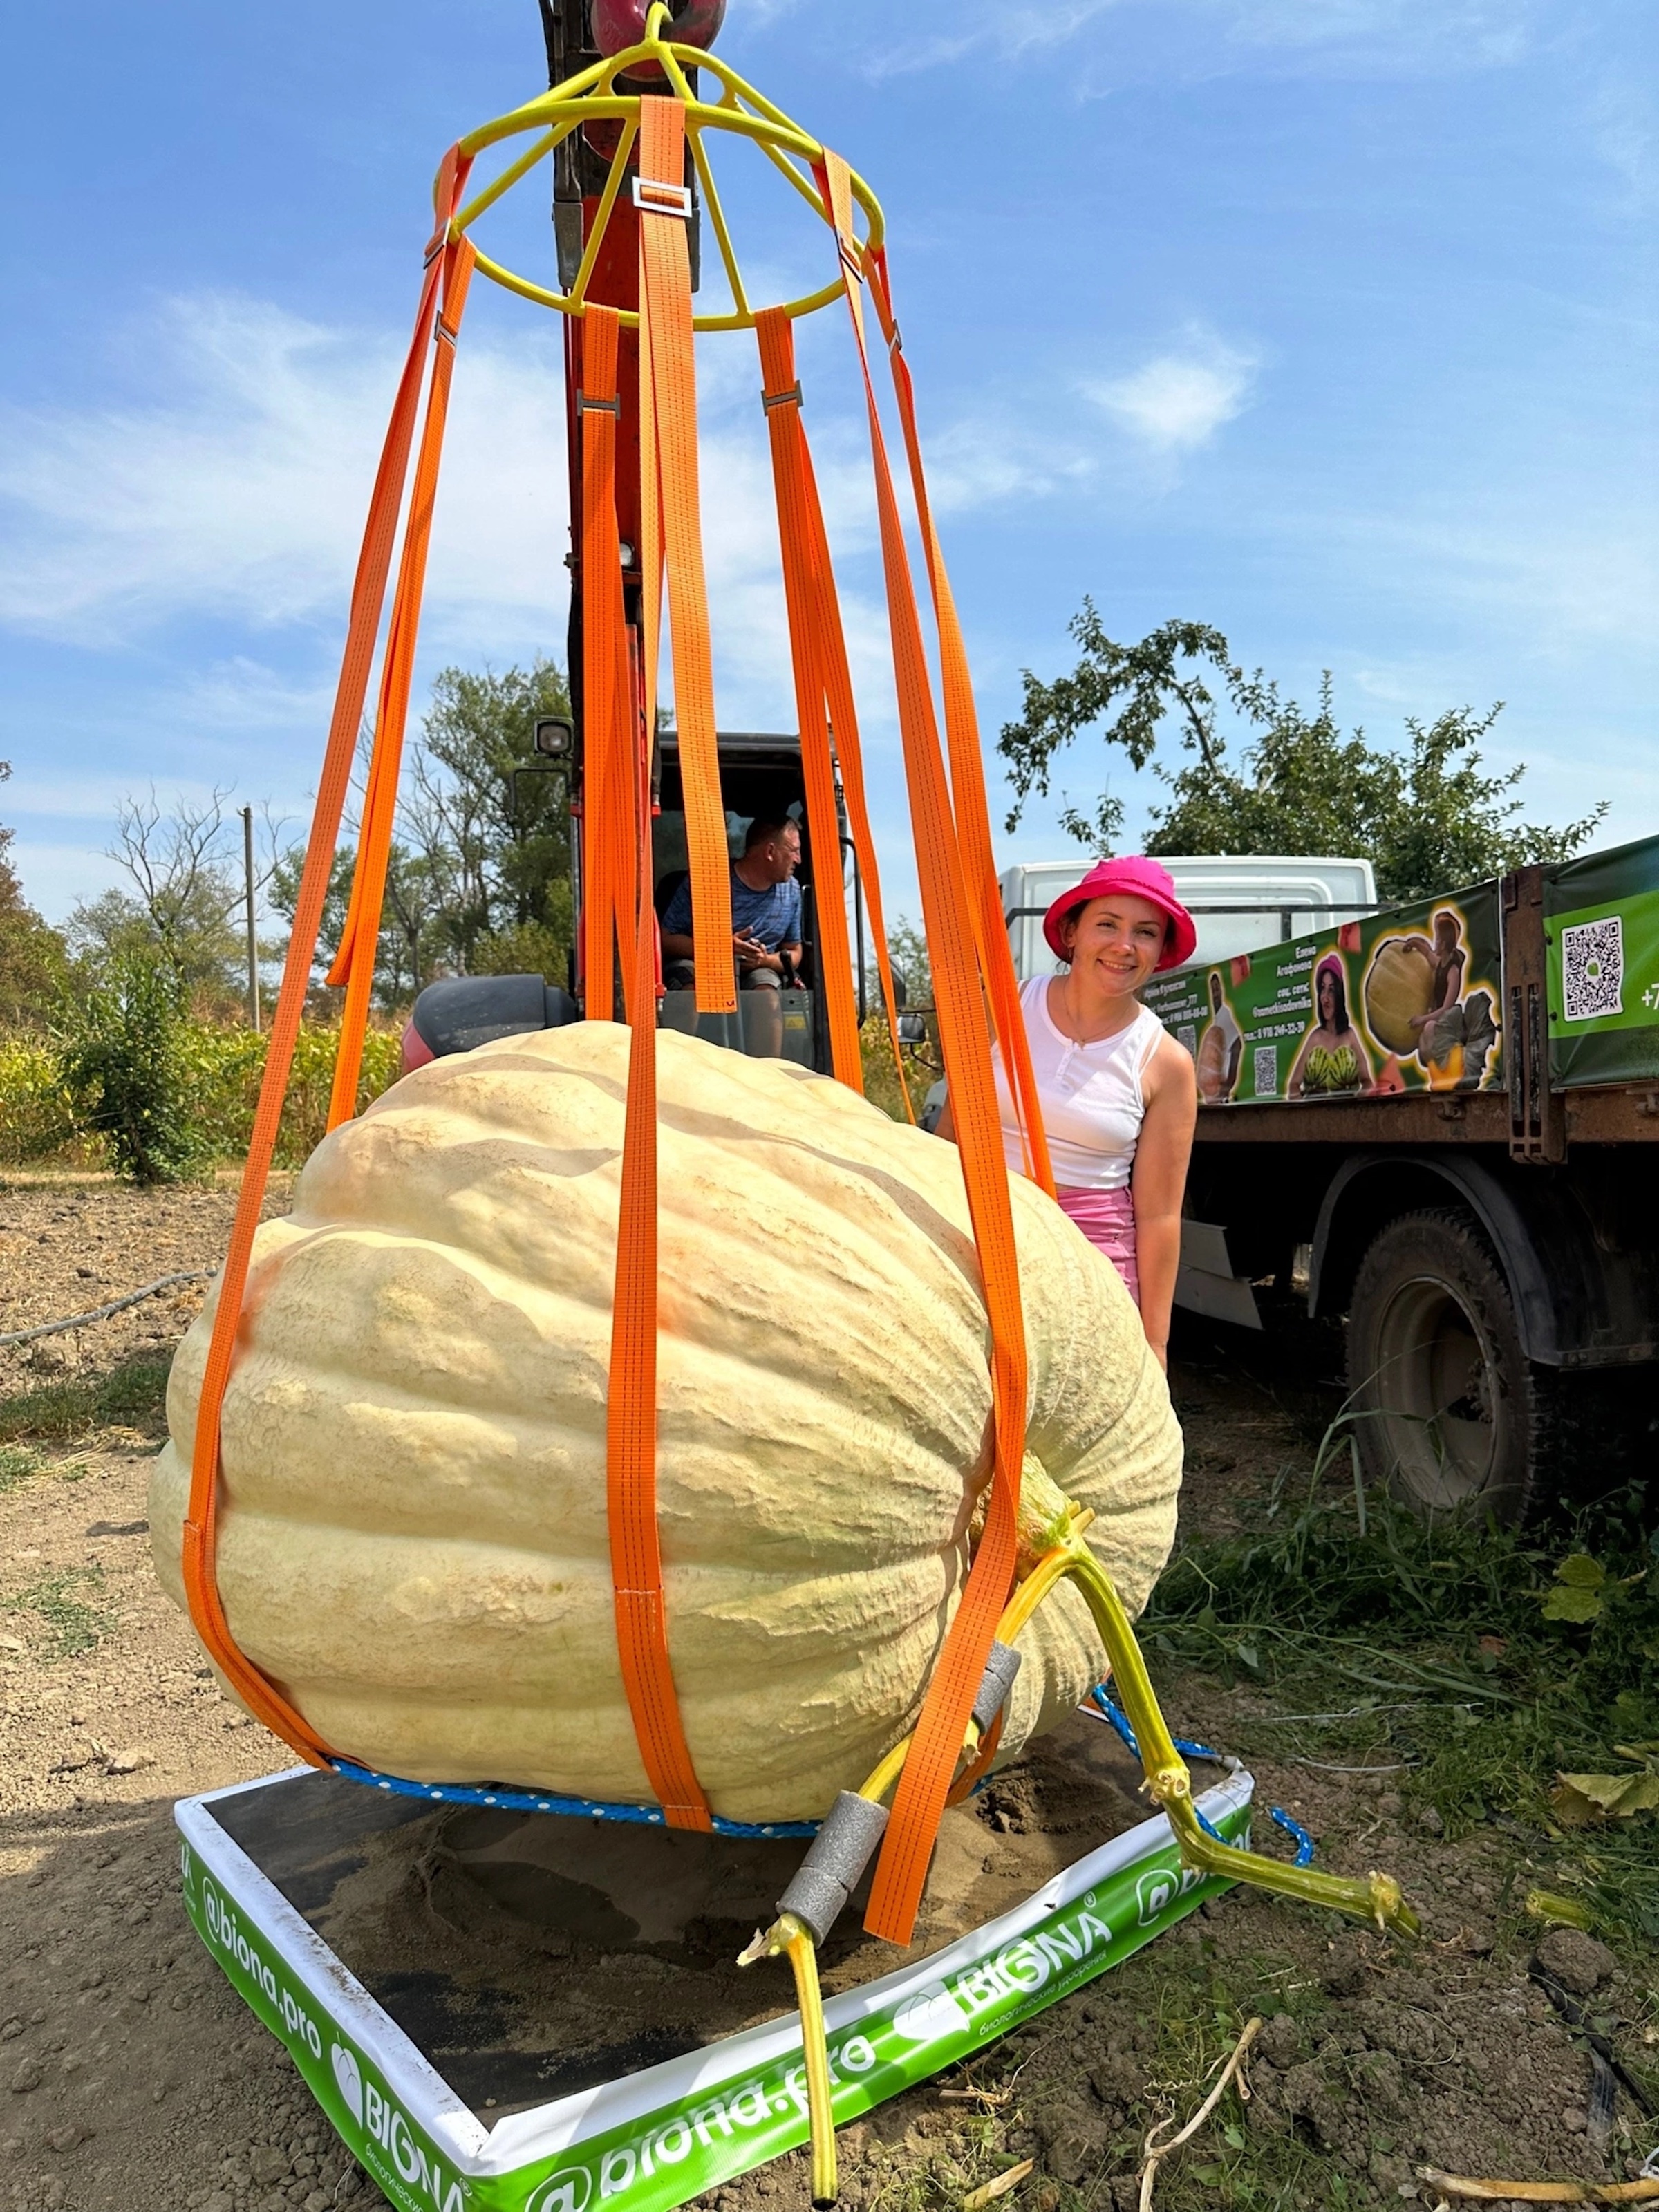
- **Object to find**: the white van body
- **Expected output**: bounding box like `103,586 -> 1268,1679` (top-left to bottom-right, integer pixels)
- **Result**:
998,854 -> 1378,978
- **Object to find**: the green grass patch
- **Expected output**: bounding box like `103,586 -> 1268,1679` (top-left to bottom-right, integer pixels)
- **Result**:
1143,1452 -> 1659,1944
0,1444 -> 43,1492
12,1565 -> 111,1658
0,1353 -> 170,1443
0,1446 -> 92,1492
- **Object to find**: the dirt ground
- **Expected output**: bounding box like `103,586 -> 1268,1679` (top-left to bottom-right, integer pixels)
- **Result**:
1,1172 -> 1653,2212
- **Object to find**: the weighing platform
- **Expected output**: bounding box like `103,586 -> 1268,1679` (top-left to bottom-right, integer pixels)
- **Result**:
175,1718 -> 1255,2212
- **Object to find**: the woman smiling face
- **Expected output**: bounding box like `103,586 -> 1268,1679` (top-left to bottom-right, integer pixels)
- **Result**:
1062,893 -> 1169,997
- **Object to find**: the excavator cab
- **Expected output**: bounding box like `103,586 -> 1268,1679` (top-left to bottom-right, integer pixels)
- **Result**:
404,729 -> 869,1079
653,730 -> 863,1074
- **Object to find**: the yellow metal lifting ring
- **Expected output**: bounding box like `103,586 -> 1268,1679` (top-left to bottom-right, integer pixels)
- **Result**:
440,2 -> 884,334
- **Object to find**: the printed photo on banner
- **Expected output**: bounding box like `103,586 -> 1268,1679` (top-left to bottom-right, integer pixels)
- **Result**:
1143,889 -> 1506,1105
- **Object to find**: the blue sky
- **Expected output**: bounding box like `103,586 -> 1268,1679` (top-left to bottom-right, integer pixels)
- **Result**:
1,0 -> 1654,928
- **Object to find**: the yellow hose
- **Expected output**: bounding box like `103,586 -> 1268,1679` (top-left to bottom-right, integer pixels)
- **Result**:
783,1920 -> 838,2206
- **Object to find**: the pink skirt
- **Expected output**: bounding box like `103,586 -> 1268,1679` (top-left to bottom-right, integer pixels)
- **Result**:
1056,1185 -> 1140,1307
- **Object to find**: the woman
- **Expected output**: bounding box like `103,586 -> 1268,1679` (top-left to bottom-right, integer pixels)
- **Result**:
938,857 -> 1199,1370
1286,953 -> 1374,1098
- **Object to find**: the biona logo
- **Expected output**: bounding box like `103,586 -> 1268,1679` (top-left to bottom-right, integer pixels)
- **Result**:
357,2074 -> 465,2212
201,1882 -> 323,2060
529,2168 -> 594,2212
1134,1864 -> 1204,1928
331,2036 -> 465,2212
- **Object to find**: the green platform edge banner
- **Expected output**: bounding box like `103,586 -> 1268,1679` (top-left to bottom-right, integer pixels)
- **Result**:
1544,834 -> 1659,1089
177,1779 -> 1252,2212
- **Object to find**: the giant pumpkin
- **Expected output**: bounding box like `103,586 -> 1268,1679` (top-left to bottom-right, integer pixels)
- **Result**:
1363,937 -> 1436,1057
151,1024 -> 1181,1825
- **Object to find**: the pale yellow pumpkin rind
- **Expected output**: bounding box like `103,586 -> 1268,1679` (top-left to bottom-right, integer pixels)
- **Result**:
151,1023 -> 1182,1822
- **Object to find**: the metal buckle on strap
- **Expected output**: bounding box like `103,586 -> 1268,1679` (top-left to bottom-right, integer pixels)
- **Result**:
434,317 -> 458,348
762,382 -> 803,413
836,231 -> 865,283
577,392 -> 621,415
633,176 -> 693,220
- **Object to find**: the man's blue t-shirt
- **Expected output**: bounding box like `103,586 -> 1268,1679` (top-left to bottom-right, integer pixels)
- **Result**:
662,864 -> 801,953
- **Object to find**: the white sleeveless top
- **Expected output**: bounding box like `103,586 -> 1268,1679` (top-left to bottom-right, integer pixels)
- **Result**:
991,975 -> 1164,1192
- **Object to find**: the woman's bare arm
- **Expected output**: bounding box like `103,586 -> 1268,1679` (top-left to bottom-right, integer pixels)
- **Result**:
1132,1032 -> 1199,1369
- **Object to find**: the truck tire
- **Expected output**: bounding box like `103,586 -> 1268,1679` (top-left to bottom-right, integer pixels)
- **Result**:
1347,1208 -> 1539,1525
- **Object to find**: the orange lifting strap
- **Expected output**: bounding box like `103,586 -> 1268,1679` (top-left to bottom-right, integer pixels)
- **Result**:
180,104 -> 1055,1924
810,150 -> 1036,1944
863,247 -> 1053,1198
181,149 -> 476,1763
579,301 -> 638,1026
597,97 -> 726,1831
326,232 -> 478,1132
637,99 -> 734,1020
754,306 -> 912,1111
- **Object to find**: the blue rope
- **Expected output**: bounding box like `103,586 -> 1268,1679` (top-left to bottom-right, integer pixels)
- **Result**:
328,1700 -> 1320,1864
1087,1685 -> 1224,1765
1268,1806 -> 1316,1867
330,1760 -> 818,1839
1085,1687 -> 1318,1864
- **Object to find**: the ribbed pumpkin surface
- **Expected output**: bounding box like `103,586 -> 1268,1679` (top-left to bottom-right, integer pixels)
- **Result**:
151,1024 -> 1182,1824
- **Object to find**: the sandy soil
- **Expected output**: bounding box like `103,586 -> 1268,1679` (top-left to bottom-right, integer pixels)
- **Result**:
0,1174 -> 1651,2212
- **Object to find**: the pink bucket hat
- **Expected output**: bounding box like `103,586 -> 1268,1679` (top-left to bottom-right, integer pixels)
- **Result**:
1042,856 -> 1198,971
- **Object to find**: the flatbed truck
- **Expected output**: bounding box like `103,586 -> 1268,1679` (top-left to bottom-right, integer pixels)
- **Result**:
1128,837 -> 1659,1522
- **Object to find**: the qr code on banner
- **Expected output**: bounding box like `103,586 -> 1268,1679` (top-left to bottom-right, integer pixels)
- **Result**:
1253,1043 -> 1279,1096
1562,915 -> 1624,1022
1177,1024 -> 1198,1058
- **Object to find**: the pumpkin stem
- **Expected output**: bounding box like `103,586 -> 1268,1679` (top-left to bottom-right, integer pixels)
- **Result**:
1063,1541 -> 1419,1938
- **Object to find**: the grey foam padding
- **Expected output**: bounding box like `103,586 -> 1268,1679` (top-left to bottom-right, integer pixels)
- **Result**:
776,1792 -> 891,1944
798,1792 -> 890,1888
776,1864 -> 850,1948
971,1640 -> 1023,1733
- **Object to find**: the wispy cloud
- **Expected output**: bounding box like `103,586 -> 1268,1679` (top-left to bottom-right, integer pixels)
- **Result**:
865,2 -> 1123,77
1585,77 -> 1659,216
0,288 -> 1102,731
0,292 -> 592,660
0,297 -> 401,642
1082,332 -> 1257,452
859,0 -> 1534,83
1215,0 -> 1535,68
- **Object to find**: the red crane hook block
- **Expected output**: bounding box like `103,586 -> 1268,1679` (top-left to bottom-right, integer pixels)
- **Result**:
591,0 -> 725,69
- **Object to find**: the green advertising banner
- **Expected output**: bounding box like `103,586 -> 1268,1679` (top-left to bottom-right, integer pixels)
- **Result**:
1545,835 -> 1659,1089
1143,889 -> 1504,1105
177,1772 -> 1254,2212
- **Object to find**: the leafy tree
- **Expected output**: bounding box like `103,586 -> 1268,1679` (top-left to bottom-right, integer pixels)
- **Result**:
269,659 -> 575,1011
411,658 -> 574,973
0,762 -> 68,1027
56,946 -> 196,1184
998,606 -> 1607,902
67,787 -> 281,1009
